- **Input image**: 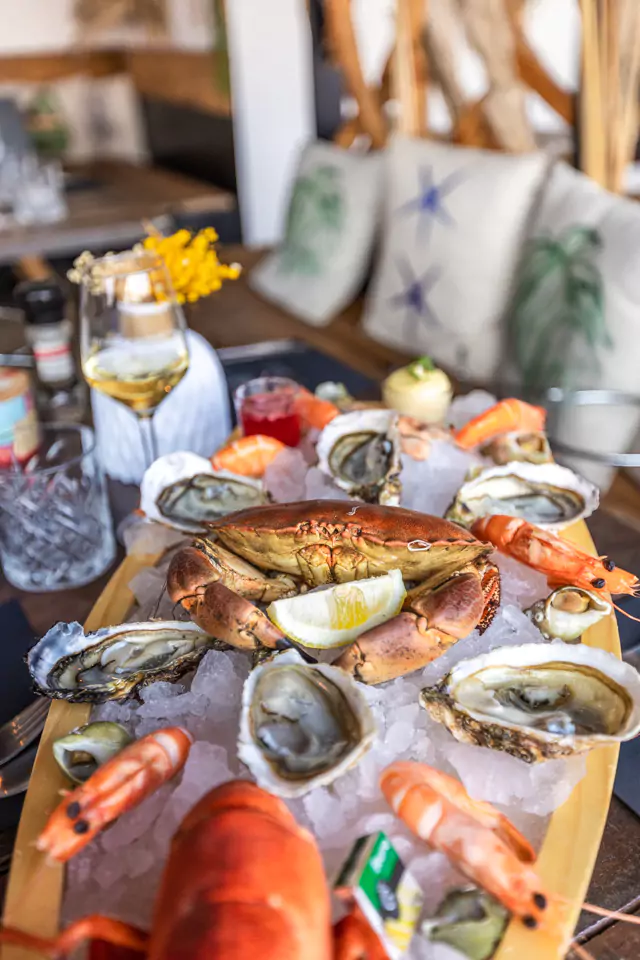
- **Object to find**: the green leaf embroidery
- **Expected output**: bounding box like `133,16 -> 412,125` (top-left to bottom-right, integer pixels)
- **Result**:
510,226 -> 612,393
279,165 -> 346,276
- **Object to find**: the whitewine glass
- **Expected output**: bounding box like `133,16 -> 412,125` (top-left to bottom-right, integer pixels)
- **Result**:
80,250 -> 190,468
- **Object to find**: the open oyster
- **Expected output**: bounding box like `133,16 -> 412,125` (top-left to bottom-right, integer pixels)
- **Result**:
53,721 -> 133,784
526,587 -> 612,643
316,409 -> 401,505
446,462 -> 599,531
29,620 -> 219,702
238,649 -> 376,798
421,887 -> 509,960
140,451 -> 267,532
421,642 -> 640,763
481,431 -> 553,466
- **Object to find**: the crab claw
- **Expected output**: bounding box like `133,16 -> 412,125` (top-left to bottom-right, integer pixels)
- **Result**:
167,543 -> 292,650
334,614 -> 455,684
335,563 -> 500,684
188,581 -> 286,650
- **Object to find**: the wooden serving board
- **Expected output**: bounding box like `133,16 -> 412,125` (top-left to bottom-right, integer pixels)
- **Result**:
1,524 -> 621,960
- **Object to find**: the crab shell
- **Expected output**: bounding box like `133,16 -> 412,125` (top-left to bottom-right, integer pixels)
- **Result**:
526,587 -> 612,642
481,431 -> 553,466
446,461 -> 599,531
28,620 -> 217,703
140,451 -> 266,533
203,501 -> 493,585
316,409 -> 402,505
237,649 -> 376,798
420,641 -> 640,763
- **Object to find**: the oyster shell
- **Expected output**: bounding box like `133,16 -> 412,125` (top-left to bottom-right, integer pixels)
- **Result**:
421,642 -> 640,762
481,431 -> 552,466
316,409 -> 401,505
140,451 -> 267,532
421,887 -> 509,960
446,462 -> 599,530
29,620 -> 218,702
238,649 -> 376,798
526,587 -> 612,643
53,721 -> 133,784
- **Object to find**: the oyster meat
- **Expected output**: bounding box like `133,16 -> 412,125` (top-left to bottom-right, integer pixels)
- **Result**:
421,887 -> 509,960
526,586 -> 612,643
53,721 -> 133,784
446,462 -> 599,530
140,451 -> 267,532
316,409 -> 401,505
421,642 -> 640,762
238,649 -> 376,798
29,620 -> 219,702
481,430 -> 552,466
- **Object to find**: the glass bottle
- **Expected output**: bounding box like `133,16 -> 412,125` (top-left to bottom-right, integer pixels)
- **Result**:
15,280 -> 86,422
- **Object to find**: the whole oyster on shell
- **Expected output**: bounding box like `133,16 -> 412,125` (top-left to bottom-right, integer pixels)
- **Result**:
140,451 -> 267,532
446,462 -> 599,531
316,409 -> 401,505
526,587 -> 612,643
29,620 -> 221,702
420,642 -> 640,763
238,649 -> 376,798
53,721 -> 133,783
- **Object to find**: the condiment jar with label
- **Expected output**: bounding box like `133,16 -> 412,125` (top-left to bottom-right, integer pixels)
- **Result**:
0,367 -> 40,467
15,280 -> 86,422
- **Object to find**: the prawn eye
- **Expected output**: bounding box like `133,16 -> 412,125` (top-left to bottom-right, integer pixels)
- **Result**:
522,915 -> 538,929
591,578 -> 606,589
533,892 -> 547,910
66,802 -> 81,819
603,559 -> 616,572
73,819 -> 90,835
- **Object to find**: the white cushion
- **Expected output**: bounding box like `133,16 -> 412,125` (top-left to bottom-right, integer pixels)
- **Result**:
249,140 -> 382,326
363,135 -> 549,382
509,161 -> 640,490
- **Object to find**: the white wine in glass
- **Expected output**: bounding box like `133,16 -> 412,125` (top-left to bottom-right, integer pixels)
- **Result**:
80,252 -> 190,466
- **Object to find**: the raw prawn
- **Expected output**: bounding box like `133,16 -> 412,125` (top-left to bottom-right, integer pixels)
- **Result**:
37,727 -> 192,862
380,761 -> 563,934
455,398 -> 546,450
471,515 -> 639,598
211,435 -> 286,478
294,387 -> 339,431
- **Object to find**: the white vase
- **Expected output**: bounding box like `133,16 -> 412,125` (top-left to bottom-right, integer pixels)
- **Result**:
91,330 -> 231,485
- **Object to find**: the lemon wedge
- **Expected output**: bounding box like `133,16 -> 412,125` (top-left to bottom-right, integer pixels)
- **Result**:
267,569 -> 406,649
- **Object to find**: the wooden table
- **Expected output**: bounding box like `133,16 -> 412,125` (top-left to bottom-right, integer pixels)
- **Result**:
1,244 -> 639,955
0,161 -> 235,265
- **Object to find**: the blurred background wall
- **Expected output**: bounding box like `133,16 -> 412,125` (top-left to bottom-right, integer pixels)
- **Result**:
0,0 -> 582,244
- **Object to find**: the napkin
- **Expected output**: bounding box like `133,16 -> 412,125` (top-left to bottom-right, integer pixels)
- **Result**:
91,330 -> 231,485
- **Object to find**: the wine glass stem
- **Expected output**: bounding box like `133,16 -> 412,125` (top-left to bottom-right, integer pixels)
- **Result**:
138,413 -> 158,468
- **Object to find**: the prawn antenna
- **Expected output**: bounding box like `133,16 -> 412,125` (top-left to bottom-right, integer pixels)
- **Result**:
612,601 -> 640,624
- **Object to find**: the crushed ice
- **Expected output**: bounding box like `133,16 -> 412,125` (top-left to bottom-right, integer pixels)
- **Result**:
63,393 -> 589,956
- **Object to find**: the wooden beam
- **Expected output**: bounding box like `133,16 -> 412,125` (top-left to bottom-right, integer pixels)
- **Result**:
127,50 -> 231,116
325,0 -> 388,148
0,50 -> 126,83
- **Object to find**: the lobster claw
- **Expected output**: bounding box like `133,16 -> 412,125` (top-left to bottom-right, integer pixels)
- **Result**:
333,907 -> 390,960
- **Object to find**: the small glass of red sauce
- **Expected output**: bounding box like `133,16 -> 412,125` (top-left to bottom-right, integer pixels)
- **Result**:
235,376 -> 301,446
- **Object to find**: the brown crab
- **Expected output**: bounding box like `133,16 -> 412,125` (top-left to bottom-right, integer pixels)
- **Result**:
166,501 -> 500,684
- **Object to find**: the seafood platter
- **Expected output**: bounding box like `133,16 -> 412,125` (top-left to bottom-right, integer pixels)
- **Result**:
3,368 -> 637,960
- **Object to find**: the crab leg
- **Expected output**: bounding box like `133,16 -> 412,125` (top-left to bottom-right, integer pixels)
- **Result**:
168,542 -> 298,605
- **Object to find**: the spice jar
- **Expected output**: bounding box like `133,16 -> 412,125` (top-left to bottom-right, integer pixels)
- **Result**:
0,367 -> 40,467
15,279 -> 86,421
